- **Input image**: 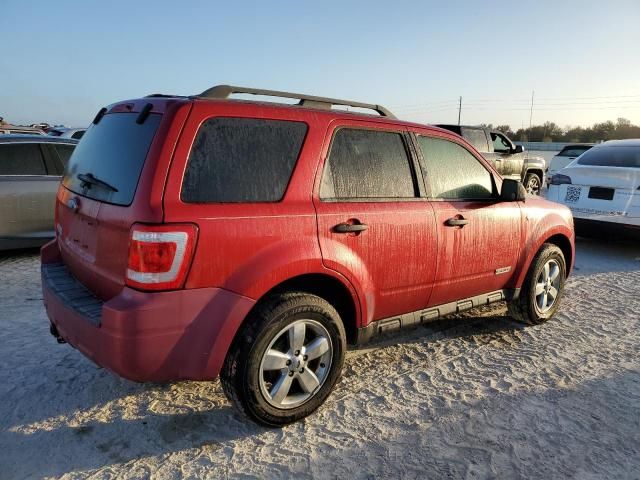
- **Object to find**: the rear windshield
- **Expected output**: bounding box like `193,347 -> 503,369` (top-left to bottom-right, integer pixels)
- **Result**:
62,113 -> 161,206
577,146 -> 640,168
558,146 -> 591,157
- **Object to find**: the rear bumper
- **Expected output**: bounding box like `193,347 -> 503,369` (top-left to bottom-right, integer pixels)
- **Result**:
574,218 -> 640,240
41,240 -> 255,382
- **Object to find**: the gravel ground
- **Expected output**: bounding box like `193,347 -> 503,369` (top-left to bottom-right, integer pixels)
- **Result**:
0,238 -> 639,479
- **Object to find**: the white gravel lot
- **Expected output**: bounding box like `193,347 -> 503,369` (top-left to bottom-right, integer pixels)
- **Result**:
0,238 -> 639,479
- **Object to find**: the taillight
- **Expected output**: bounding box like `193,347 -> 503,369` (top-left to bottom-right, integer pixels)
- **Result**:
550,174 -> 572,185
126,223 -> 198,291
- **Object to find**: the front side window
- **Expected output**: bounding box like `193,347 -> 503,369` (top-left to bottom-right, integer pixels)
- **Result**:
491,132 -> 512,154
418,136 -> 494,200
182,118 -> 307,203
320,128 -> 415,199
0,144 -> 47,175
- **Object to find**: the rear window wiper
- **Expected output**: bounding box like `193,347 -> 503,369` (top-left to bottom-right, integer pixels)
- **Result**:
77,172 -> 119,192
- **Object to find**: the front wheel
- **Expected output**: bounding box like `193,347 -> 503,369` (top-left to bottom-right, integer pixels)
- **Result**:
508,243 -> 566,325
221,292 -> 346,427
524,173 -> 542,195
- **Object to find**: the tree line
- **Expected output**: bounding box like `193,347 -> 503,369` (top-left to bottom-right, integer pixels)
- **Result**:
483,118 -> 640,143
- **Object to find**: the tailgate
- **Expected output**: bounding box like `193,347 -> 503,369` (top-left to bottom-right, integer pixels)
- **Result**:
55,105 -> 173,300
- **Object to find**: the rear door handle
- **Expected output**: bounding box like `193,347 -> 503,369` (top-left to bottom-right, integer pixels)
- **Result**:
334,223 -> 368,233
445,218 -> 469,227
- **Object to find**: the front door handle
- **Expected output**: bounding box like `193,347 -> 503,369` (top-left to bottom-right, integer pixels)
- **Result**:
334,223 -> 368,233
445,217 -> 469,227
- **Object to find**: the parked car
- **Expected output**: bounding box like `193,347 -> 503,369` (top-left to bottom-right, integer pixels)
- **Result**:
0,135 -> 77,250
42,85 -> 575,426
548,139 -> 640,237
547,144 -> 594,182
435,124 -> 546,195
47,127 -> 86,140
0,125 -> 46,136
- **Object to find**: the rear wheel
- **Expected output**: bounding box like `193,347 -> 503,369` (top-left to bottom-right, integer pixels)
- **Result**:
508,243 -> 566,325
524,173 -> 542,195
221,292 -> 346,427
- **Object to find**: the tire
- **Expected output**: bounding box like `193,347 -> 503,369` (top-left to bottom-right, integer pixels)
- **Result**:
221,292 -> 346,427
524,173 -> 542,195
507,243 -> 566,325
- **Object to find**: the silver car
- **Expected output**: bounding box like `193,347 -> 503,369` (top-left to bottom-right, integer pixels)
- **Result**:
0,135 -> 77,250
47,127 -> 86,140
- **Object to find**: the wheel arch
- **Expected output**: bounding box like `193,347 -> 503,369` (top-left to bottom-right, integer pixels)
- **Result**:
525,168 -> 544,181
544,233 -> 573,274
513,229 -> 574,289
234,272 -> 361,347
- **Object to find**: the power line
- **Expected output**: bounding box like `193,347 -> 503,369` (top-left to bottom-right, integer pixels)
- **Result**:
390,93 -> 640,112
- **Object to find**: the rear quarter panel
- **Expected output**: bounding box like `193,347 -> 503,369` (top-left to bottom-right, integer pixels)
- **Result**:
162,101 -> 360,303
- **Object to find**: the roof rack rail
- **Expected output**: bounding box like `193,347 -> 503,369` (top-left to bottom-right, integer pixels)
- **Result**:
194,84 -> 396,118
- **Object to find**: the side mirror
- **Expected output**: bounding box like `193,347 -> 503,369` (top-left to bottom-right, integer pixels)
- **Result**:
512,145 -> 525,154
501,178 -> 526,202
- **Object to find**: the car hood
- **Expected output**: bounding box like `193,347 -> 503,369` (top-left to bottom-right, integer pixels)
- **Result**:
559,164 -> 640,190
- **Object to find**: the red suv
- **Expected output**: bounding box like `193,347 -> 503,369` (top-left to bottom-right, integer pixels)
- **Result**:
42,85 -> 575,426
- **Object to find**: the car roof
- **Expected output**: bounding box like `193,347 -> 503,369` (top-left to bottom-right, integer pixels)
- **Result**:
436,124 -> 484,130
109,95 -> 455,137
0,134 -> 78,145
598,139 -> 640,148
190,98 -> 456,134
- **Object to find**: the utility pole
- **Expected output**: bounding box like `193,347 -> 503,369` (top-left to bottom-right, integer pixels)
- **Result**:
528,90 -> 535,139
457,96 -> 462,125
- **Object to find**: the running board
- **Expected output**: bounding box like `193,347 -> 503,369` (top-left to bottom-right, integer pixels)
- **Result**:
355,288 -> 519,345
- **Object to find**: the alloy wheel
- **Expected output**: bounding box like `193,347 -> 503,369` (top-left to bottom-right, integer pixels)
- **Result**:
535,259 -> 561,313
259,319 -> 333,409
526,175 -> 541,195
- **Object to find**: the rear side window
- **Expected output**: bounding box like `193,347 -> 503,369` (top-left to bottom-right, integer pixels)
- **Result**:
62,113 -> 161,206
558,146 -> 591,157
577,146 -> 640,168
418,136 -> 494,199
320,129 -> 415,199
0,144 -> 47,175
54,144 -> 74,169
182,118 -> 307,203
461,128 -> 489,152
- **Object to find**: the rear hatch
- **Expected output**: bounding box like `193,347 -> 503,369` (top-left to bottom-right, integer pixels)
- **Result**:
56,100 -> 187,300
559,155 -> 640,220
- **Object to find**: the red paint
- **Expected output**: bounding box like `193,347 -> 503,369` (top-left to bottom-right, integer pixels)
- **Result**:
42,95 -> 574,383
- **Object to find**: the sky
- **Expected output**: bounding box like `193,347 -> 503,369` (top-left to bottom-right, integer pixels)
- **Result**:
1,0 -> 639,129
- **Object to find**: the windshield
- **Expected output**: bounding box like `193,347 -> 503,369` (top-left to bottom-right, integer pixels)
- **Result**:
577,145 -> 640,168
62,112 -> 161,205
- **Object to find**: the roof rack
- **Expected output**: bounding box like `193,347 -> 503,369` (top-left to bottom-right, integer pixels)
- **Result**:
194,84 -> 396,119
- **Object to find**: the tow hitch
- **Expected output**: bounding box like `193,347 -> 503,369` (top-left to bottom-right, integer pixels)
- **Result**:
49,323 -> 66,344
